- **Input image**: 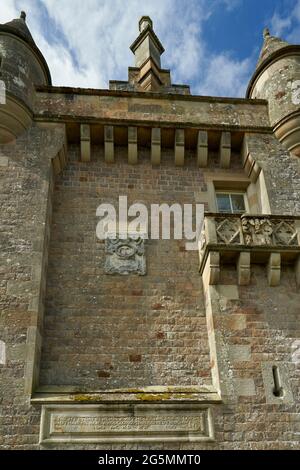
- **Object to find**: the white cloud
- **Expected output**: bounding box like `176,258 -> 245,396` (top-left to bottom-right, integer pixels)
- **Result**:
197,53 -> 252,97
287,0 -> 300,43
1,0 -> 253,97
270,12 -> 291,37
270,0 -> 300,43
0,0 -> 18,22
221,0 -> 241,12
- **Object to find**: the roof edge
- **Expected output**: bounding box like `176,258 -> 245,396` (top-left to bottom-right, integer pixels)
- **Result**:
35,84 -> 268,105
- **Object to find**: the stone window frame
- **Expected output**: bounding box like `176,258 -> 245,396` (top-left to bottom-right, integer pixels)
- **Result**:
204,172 -> 266,215
215,190 -> 249,214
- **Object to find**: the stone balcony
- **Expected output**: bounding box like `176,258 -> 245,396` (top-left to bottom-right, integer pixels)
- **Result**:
199,214 -> 300,286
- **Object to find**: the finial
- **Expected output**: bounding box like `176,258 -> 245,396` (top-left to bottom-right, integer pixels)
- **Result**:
263,27 -> 270,39
20,11 -> 26,21
139,16 -> 153,32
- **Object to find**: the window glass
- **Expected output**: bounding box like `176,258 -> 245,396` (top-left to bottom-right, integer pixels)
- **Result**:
216,192 -> 246,214
231,194 -> 245,213
216,193 -> 231,213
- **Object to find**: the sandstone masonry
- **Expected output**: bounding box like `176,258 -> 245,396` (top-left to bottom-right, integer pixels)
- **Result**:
0,13 -> 300,450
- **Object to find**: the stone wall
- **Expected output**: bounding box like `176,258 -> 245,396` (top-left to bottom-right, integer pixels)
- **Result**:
0,124 -> 65,449
0,93 -> 299,450
210,264 -> 300,449
40,145 -> 212,389
245,132 -> 300,214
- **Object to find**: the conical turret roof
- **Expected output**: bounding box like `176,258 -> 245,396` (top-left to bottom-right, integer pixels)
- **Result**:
0,11 -> 51,85
256,28 -> 289,69
2,11 -> 35,46
246,28 -> 298,98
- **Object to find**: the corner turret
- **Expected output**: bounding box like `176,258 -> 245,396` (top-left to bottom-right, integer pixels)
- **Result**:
247,28 -> 300,157
0,11 -> 51,143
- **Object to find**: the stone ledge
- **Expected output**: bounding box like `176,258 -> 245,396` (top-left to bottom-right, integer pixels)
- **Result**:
36,84 -> 267,105
31,385 -> 221,405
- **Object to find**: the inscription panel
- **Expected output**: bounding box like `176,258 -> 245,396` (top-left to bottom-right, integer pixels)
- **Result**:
40,404 -> 214,444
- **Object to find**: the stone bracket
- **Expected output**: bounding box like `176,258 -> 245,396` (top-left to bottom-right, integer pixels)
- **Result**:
200,245 -> 298,287
197,130 -> 208,167
175,129 -> 184,166
202,251 -> 220,286
104,125 -> 114,163
151,127 -> 161,165
237,251 -> 251,285
296,255 -> 300,287
242,135 -> 262,182
80,124 -> 91,162
52,139 -> 68,175
219,131 -> 231,169
267,252 -> 281,286
128,126 -> 138,164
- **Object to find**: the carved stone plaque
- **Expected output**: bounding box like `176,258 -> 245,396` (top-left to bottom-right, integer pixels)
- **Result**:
241,217 -> 273,245
39,404 -> 214,444
216,218 -> 241,244
105,236 -> 146,275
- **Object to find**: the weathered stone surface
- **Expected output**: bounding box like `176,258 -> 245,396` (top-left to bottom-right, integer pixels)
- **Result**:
200,214 -> 300,286
0,12 -> 300,452
197,130 -> 208,167
247,31 -> 300,156
213,215 -> 299,247
105,236 -> 146,275
229,345 -> 251,362
151,127 -> 161,165
234,378 -> 256,397
237,252 -> 251,285
0,340 -> 6,365
0,156 -> 9,166
40,146 -> 210,390
0,15 -> 50,143
40,404 -> 214,444
261,362 -> 294,405
35,92 -> 269,130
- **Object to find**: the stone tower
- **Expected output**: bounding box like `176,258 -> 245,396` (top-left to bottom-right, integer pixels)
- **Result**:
0,13 -> 300,451
0,11 -> 51,143
247,28 -> 300,156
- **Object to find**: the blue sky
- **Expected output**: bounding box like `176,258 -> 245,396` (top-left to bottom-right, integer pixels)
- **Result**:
1,0 -> 300,97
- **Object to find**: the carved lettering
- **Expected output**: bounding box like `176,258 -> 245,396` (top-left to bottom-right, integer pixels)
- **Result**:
52,415 -> 203,433
40,405 -> 214,444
